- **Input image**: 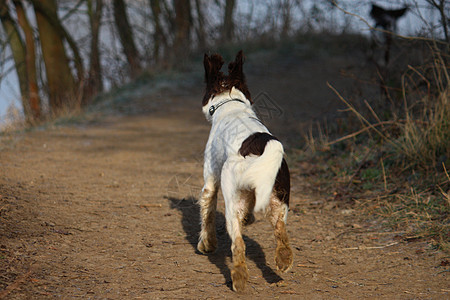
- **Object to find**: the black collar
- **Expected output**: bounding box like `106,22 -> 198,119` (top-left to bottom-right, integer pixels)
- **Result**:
209,99 -> 245,116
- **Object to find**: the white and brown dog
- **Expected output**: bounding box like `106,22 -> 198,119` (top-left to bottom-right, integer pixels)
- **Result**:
198,51 -> 293,292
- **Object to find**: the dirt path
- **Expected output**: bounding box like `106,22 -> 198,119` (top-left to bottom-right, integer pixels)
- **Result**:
1,56 -> 449,298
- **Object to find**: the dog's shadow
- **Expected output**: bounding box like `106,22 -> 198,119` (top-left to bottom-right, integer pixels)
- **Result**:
166,196 -> 283,289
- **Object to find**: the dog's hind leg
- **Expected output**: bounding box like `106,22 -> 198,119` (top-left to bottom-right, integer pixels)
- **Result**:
226,200 -> 248,292
198,176 -> 219,254
221,164 -> 248,292
240,189 -> 255,226
267,196 -> 293,273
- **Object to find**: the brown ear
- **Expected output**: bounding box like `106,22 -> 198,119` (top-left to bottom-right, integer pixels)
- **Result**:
203,53 -> 224,105
228,50 -> 244,81
204,53 -> 224,88
227,50 -> 252,103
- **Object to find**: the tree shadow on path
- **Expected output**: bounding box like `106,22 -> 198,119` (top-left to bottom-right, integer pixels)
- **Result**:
166,196 -> 283,290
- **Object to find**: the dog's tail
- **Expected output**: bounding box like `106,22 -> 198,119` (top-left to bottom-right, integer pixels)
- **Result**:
241,139 -> 284,212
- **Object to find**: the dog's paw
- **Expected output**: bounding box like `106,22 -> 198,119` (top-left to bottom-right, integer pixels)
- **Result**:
197,238 -> 217,254
275,244 -> 293,273
231,263 -> 248,292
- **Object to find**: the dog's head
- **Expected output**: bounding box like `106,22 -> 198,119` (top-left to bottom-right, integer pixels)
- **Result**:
202,50 -> 252,107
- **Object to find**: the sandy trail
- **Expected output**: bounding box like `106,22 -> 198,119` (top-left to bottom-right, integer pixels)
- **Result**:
1,54 -> 448,298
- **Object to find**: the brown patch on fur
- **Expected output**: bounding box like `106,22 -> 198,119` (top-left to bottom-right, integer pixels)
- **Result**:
239,132 -> 290,207
268,197 -> 293,273
231,236 -> 248,292
274,159 -> 290,207
238,132 -> 279,157
203,50 -> 252,106
197,188 -> 218,254
274,219 -> 293,272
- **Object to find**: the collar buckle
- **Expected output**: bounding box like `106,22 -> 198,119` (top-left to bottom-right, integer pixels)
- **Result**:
208,99 -> 245,116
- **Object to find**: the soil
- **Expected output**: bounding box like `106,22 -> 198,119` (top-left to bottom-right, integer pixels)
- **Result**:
0,51 -> 448,299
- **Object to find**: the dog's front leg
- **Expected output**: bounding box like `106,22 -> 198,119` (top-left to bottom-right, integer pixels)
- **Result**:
198,176 -> 218,254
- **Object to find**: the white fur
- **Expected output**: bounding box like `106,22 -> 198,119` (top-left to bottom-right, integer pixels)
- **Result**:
202,87 -> 284,218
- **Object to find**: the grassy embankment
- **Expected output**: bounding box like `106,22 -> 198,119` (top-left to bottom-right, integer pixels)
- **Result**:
301,35 -> 449,252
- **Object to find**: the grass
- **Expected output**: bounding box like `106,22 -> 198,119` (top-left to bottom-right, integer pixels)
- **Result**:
393,88 -> 450,170
299,139 -> 449,252
301,42 -> 450,252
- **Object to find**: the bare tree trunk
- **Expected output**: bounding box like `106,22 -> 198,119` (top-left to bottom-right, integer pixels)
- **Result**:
14,0 -> 41,122
280,0 -> 292,38
30,0 -> 84,85
84,0 -> 103,104
113,0 -> 141,77
33,0 -> 76,114
194,0 -> 206,50
222,0 -> 235,42
173,0 -> 191,63
149,0 -> 167,62
162,0 -> 175,34
0,0 -> 33,123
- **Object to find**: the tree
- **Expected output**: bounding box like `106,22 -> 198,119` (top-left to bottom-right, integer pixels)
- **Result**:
280,0 -> 292,38
33,0 -> 77,114
0,0 -> 41,123
31,0 -> 84,85
222,0 -> 235,42
14,0 -> 41,122
84,0 -> 104,103
424,0 -> 449,44
113,0 -> 141,77
149,0 -> 167,62
194,0 -> 206,50
173,0 -> 191,63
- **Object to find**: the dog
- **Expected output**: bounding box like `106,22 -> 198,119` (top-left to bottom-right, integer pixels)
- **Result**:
197,51 -> 293,292
370,4 -> 408,32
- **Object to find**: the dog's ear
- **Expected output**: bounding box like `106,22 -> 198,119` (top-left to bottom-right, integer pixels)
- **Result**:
227,50 -> 252,103
204,53 -> 224,86
203,53 -> 224,105
203,54 -> 212,83
228,50 -> 244,82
